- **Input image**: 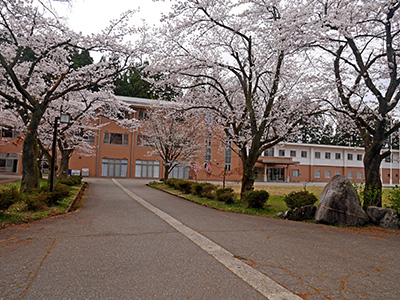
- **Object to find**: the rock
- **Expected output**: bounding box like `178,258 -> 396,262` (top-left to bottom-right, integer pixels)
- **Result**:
366,206 -> 400,229
278,205 -> 316,221
380,210 -> 400,229
315,175 -> 369,227
366,206 -> 388,224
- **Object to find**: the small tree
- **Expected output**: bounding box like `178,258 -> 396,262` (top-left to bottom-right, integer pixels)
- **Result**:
140,104 -> 203,180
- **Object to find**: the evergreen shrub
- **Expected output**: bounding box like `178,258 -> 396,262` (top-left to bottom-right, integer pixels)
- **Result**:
243,190 -> 269,209
0,185 -> 21,210
216,188 -> 235,204
57,175 -> 82,186
191,182 -> 205,195
387,185 -> 400,213
283,190 -> 318,209
200,183 -> 217,199
165,178 -> 179,188
176,180 -> 193,194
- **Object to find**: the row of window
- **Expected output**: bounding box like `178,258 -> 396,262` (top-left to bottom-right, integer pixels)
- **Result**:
101,158 -> 190,179
265,148 -> 363,161
292,169 -> 363,180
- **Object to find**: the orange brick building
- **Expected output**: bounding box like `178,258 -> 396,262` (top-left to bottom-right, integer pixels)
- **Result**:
1,96 -> 400,185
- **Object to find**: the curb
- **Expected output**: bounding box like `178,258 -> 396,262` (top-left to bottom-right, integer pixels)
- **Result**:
65,182 -> 89,213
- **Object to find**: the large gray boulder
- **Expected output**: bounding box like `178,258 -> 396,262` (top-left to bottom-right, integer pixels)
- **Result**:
315,175 -> 369,226
367,206 -> 400,229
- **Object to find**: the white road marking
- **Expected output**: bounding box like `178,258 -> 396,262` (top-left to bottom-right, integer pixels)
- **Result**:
113,179 -> 302,300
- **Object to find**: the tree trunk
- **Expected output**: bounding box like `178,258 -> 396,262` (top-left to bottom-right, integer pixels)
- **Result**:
240,148 -> 259,198
363,146 -> 383,209
20,132 -> 40,193
20,111 -> 43,193
59,149 -> 74,179
163,163 -> 171,181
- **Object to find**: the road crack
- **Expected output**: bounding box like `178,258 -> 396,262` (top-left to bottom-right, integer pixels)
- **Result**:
18,238 -> 57,299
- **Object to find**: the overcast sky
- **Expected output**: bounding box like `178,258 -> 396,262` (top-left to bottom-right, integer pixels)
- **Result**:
52,0 -> 172,34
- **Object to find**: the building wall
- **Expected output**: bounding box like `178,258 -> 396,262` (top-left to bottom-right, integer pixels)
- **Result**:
2,96 -> 400,185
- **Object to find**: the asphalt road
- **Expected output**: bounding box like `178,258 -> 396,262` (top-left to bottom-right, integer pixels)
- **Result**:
1,178 -> 399,300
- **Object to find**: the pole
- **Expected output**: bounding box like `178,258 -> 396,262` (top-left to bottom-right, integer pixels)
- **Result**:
49,117 -> 59,194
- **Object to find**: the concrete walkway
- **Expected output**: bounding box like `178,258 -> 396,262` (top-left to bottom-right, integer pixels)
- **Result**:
1,178 -> 399,299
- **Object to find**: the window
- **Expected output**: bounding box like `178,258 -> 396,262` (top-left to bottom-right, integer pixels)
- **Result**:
357,154 -> 363,161
138,110 -> 148,120
348,171 -> 353,179
347,153 -> 353,160
292,169 -> 300,177
101,158 -> 128,177
170,165 -> 190,179
135,160 -> 160,178
137,135 -> 151,147
335,171 -> 341,175
263,148 -> 274,157
325,170 -> 331,178
279,149 -> 285,157
335,153 -> 341,160
357,172 -> 363,179
315,170 -> 321,178
0,153 -> 19,173
301,150 -> 307,158
315,151 -> 321,159
103,132 -> 129,145
325,152 -> 331,159
1,126 -> 18,139
204,136 -> 212,166
290,150 -> 296,157
225,141 -> 232,172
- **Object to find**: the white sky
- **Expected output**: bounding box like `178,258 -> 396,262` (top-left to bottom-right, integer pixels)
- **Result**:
51,0 -> 172,34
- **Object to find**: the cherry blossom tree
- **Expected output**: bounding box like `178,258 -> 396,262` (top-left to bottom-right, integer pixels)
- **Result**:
0,0 -> 138,192
148,0 -> 322,196
37,91 -> 135,180
313,0 -> 400,208
140,104 -> 203,180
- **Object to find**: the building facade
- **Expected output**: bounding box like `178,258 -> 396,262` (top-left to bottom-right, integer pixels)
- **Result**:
1,96 -> 400,185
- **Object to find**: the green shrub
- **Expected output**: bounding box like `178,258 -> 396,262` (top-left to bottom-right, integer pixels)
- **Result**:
0,185 -> 21,210
24,193 -> 48,211
283,190 -> 318,209
57,175 -> 82,186
387,185 -> 400,213
165,178 -> 179,188
7,202 -> 28,212
176,180 -> 193,194
191,182 -> 206,195
51,183 -> 71,203
243,190 -> 269,209
200,183 -> 217,199
216,188 -> 235,204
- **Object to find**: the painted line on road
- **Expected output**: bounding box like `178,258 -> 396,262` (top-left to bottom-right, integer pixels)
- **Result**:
113,179 -> 302,300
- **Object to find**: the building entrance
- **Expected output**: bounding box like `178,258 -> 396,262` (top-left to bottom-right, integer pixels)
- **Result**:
0,154 -> 18,173
266,167 -> 285,182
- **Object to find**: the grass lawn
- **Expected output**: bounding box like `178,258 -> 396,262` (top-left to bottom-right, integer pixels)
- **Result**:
149,181 -> 394,219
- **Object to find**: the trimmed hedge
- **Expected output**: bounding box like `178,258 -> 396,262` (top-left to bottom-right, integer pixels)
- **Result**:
200,183 -> 217,199
0,185 -> 21,210
165,179 -> 218,199
216,188 -> 235,204
57,175 -> 82,186
283,190 -> 318,209
243,190 -> 269,209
